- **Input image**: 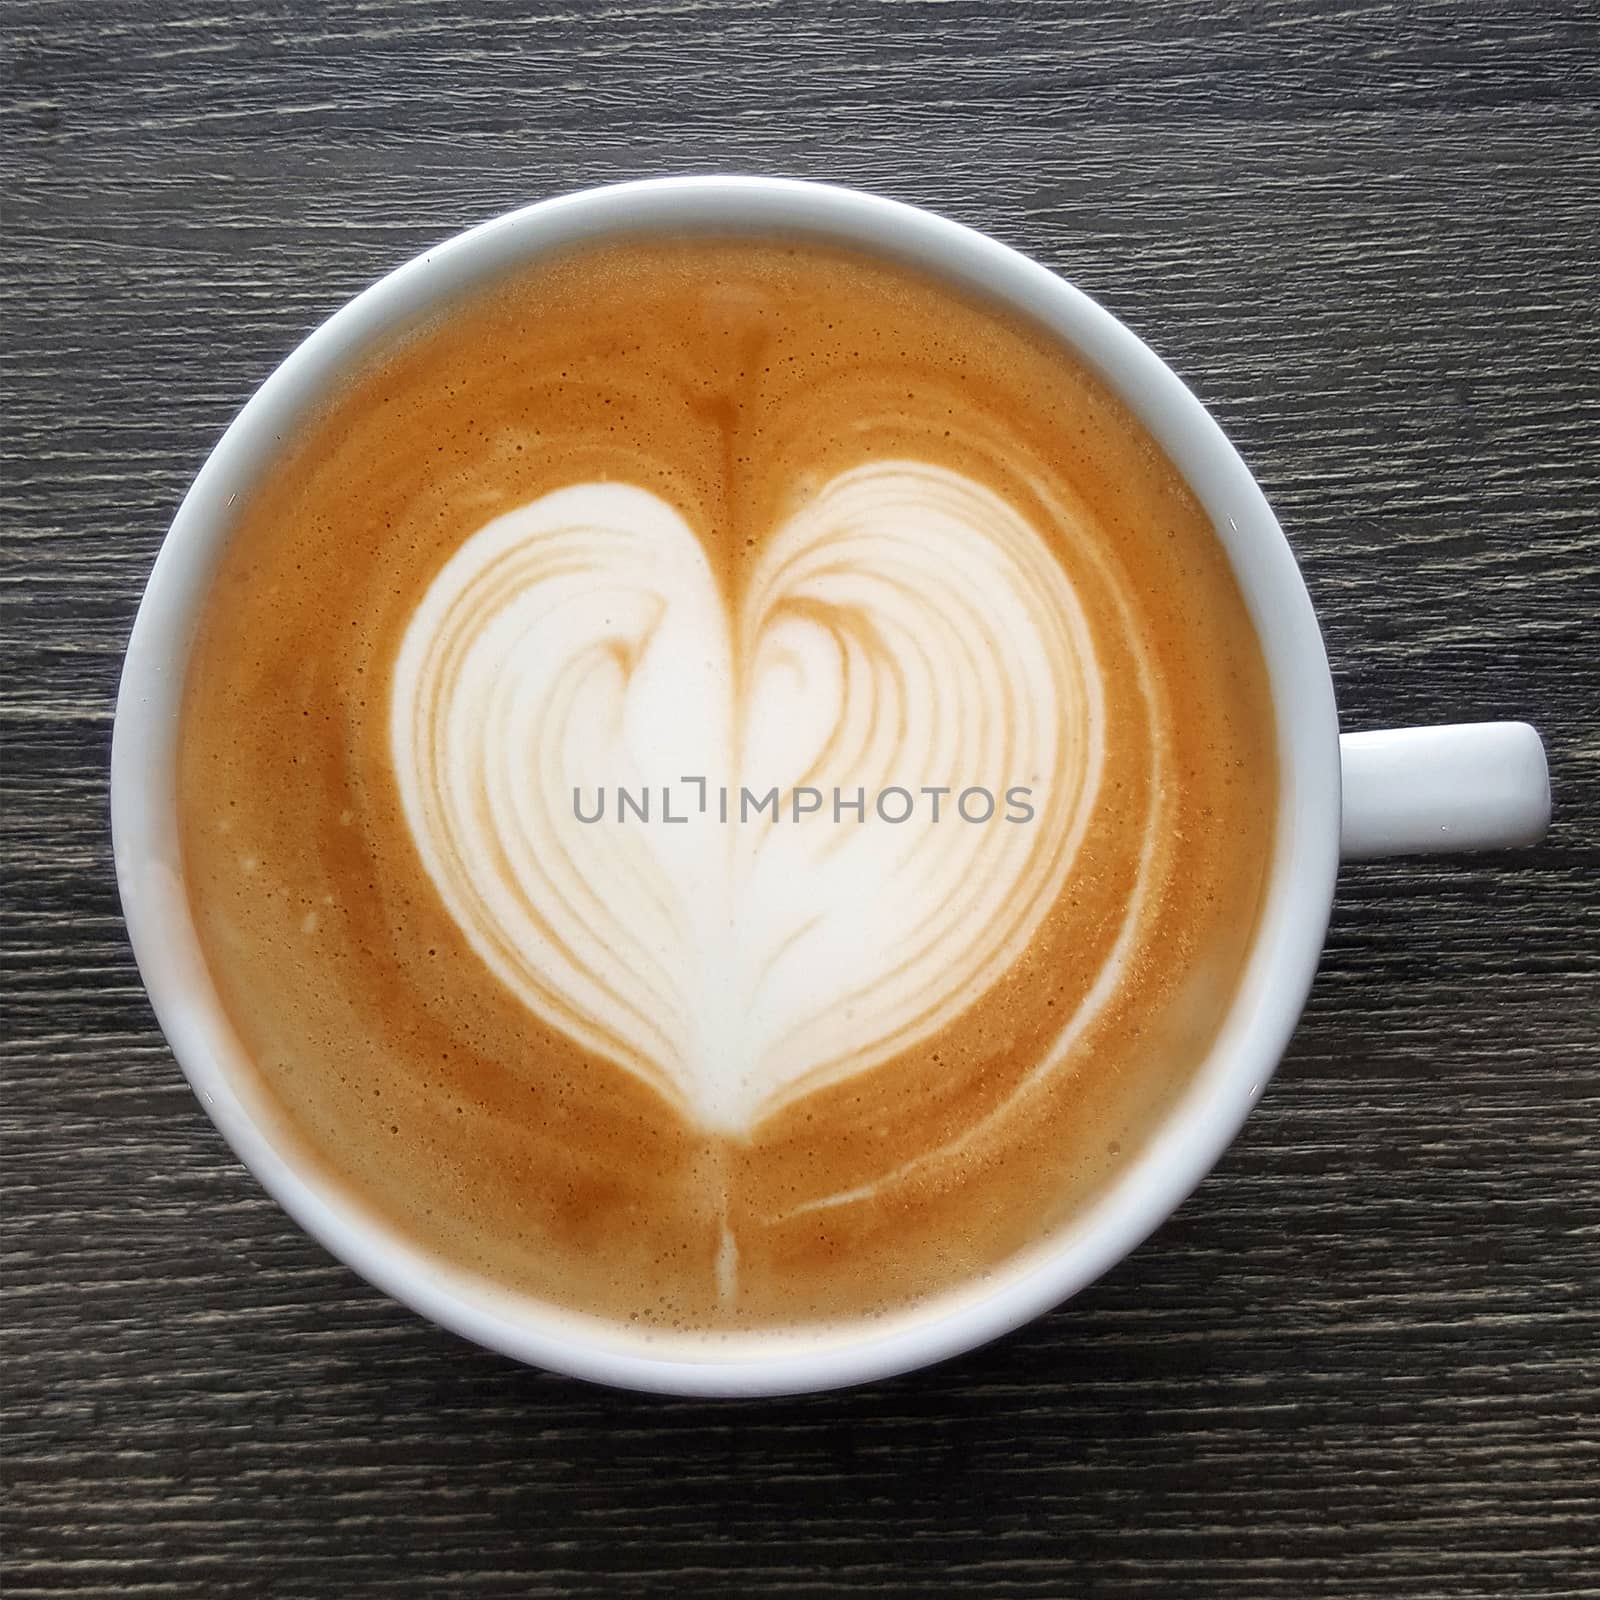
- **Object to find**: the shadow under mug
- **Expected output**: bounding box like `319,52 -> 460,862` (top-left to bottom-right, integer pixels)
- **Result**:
111,177 -> 1551,1396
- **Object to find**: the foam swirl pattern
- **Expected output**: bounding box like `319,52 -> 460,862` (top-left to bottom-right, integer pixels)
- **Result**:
391,463 -> 1107,1133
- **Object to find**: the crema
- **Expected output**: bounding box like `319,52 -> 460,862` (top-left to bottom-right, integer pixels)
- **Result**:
178,236 -> 1277,1338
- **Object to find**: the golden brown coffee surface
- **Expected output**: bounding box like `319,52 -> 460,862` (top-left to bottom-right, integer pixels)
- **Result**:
178,236 -> 1277,1338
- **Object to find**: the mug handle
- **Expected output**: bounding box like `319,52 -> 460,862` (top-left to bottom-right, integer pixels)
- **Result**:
1340,722 -> 1551,859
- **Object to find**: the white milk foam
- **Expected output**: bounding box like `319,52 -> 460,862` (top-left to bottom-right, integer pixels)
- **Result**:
390,461 -> 1111,1133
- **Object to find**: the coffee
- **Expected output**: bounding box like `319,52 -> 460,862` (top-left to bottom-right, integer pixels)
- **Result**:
178,236 -> 1277,1341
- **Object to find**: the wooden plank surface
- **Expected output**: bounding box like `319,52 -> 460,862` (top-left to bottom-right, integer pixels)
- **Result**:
3,1 -> 1597,1594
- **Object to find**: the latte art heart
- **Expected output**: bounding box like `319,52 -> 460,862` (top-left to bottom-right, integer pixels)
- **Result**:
390,462 -> 1107,1132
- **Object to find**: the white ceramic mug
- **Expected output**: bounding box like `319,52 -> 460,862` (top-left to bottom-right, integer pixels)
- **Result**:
112,177 -> 1551,1396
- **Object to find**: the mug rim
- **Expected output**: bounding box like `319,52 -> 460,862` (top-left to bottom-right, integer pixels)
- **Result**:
111,175 -> 1340,1396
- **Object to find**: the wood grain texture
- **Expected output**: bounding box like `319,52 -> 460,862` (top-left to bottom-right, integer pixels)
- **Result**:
3,0 -> 1598,1594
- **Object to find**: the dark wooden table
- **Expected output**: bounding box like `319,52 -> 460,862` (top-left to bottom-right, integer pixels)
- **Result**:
5,2 -> 1598,1594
